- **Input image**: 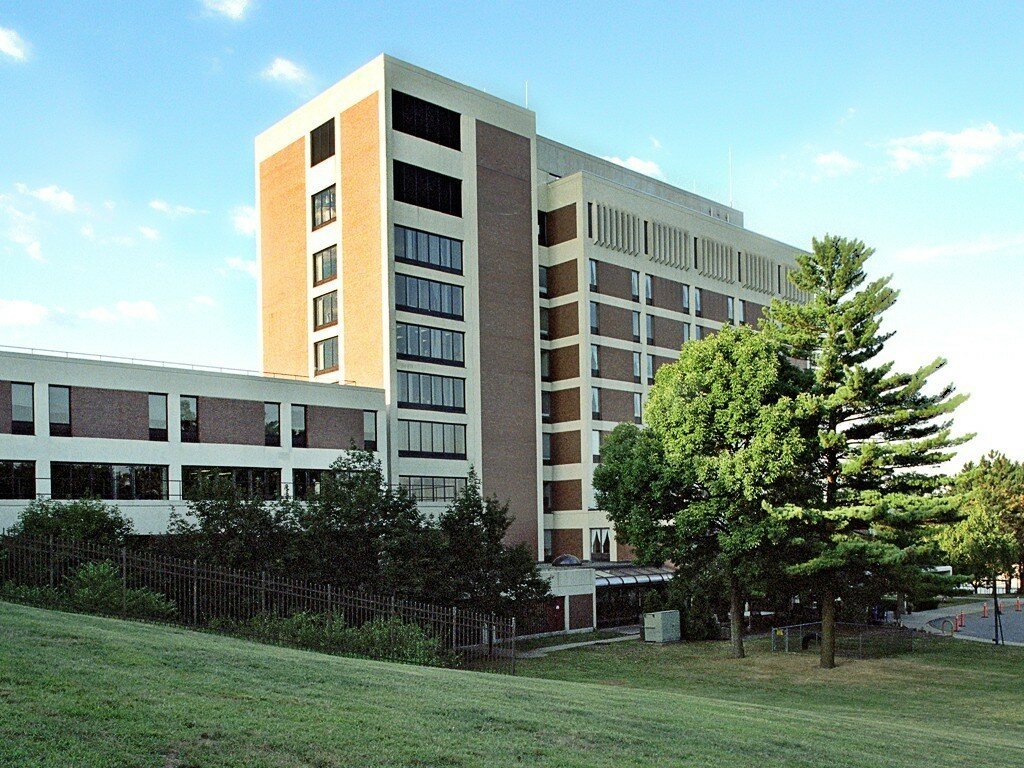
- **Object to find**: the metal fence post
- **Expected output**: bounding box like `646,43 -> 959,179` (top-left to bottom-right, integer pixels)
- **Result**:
261,571 -> 268,614
191,558 -> 199,625
511,617 -> 517,676
48,534 -> 54,588
120,546 -> 127,613
452,605 -> 457,652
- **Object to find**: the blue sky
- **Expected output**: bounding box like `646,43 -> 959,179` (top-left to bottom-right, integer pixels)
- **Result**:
1,1 -> 1022,466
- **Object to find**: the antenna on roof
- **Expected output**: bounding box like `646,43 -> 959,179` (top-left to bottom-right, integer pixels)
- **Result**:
728,147 -> 734,208
524,80 -> 529,108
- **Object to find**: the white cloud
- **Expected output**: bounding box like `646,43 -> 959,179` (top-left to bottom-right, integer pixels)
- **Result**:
887,123 -> 1024,178
1,195 -> 44,261
80,223 -> 95,240
226,257 -> 258,278
0,27 -> 28,61
650,136 -> 662,150
16,183 -> 77,212
838,107 -> 856,126
191,295 -> 218,308
138,226 -> 160,241
261,57 -> 309,84
893,233 -> 1024,264
81,300 -> 159,323
202,0 -> 252,20
103,200 -> 116,211
601,155 -> 666,180
231,204 -> 257,236
149,199 -> 204,217
0,299 -> 49,326
814,151 -> 861,177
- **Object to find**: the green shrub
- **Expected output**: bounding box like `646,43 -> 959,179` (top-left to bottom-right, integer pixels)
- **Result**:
209,612 -> 450,667
10,499 -> 134,545
0,561 -> 176,621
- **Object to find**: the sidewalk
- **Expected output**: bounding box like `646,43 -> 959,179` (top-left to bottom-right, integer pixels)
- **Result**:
518,631 -> 641,659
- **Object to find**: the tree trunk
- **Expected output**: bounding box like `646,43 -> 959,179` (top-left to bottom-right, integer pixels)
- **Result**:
729,576 -> 745,659
820,587 -> 837,669
893,592 -> 903,623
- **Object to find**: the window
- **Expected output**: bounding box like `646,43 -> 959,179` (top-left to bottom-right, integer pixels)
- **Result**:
392,90 -> 461,150
683,323 -> 692,343
696,325 -> 708,340
313,245 -> 337,284
540,349 -> 551,381
314,291 -> 338,329
591,386 -> 601,418
180,395 -> 198,443
539,307 -> 550,339
590,528 -> 610,562
544,529 -> 553,562
587,202 -> 593,239
399,476 -> 468,503
647,354 -> 655,384
543,481 -> 554,514
682,283 -> 691,312
694,287 -> 703,317
393,161 -> 461,217
182,466 -> 279,501
11,382 -> 33,435
727,297 -> 735,324
632,352 -> 641,383
363,411 -> 377,451
589,301 -> 599,334
631,310 -> 640,341
645,274 -> 653,305
315,337 -> 339,373
51,462 -> 168,501
264,403 -> 280,447
148,393 -> 167,442
397,371 -> 465,412
0,460 -> 34,499
590,344 -> 600,376
395,273 -> 463,319
312,185 -> 336,229
396,322 -> 464,366
643,221 -> 649,255
48,385 -> 70,437
537,210 -> 548,246
396,419 -> 466,459
646,314 -> 655,344
633,392 -> 642,424
291,405 -> 307,448
591,430 -> 602,462
542,433 -> 552,464
310,118 -> 335,166
630,271 -> 640,302
588,259 -> 598,290
737,301 -> 746,325
538,265 -> 549,297
394,225 -> 463,274
541,391 -> 551,422
292,468 -> 323,499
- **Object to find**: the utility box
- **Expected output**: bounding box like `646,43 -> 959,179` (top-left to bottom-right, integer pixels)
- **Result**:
643,610 -> 681,643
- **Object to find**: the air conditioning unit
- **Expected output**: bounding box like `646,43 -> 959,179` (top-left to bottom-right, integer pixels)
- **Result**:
643,610 -> 681,643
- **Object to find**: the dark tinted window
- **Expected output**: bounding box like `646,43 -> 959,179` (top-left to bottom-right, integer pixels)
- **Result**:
396,322 -> 464,366
392,90 -> 460,150
363,411 -> 377,451
148,393 -> 167,442
0,460 -> 34,499
182,466 -> 280,501
291,405 -> 307,448
48,386 -> 70,437
50,462 -> 168,500
310,118 -> 335,166
264,402 -> 280,447
393,161 -> 461,217
181,395 -> 198,443
397,371 -> 465,412
395,273 -> 463,319
394,225 -> 462,274
11,382 -> 33,435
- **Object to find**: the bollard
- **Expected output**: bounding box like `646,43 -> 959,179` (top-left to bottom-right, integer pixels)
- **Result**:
982,603 -> 988,619
1016,599 -> 1021,613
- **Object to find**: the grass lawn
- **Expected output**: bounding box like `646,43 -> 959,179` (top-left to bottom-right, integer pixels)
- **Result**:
2,601 -> 1023,767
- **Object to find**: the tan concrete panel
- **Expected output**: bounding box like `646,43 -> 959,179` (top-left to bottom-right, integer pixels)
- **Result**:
259,138 -> 308,378
340,93 -> 384,388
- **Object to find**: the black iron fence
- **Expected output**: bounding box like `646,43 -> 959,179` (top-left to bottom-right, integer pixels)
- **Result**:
770,621 -> 918,658
0,532 -> 516,674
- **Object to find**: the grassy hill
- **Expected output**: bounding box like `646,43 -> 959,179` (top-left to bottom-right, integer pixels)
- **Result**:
2,601 -> 1022,767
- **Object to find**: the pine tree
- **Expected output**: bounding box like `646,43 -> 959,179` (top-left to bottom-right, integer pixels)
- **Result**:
766,235 -> 970,668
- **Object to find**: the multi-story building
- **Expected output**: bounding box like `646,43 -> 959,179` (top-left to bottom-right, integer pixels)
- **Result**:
0,349 -> 384,531
255,54 -> 808,567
